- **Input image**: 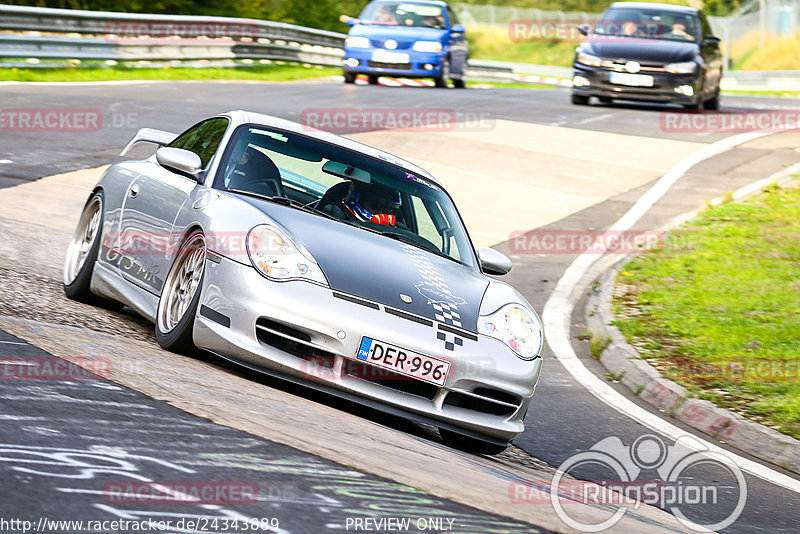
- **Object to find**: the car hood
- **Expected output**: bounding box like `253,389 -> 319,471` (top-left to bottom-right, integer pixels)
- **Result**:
349,24 -> 446,42
243,198 -> 487,332
582,38 -> 697,64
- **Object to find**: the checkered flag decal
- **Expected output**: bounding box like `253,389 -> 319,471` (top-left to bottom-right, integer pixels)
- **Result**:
399,243 -> 465,350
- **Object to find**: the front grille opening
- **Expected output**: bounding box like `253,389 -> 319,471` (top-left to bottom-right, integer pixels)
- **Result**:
343,360 -> 438,400
444,391 -> 517,417
256,318 -> 311,342
473,387 -> 520,407
367,61 -> 413,70
255,318 -> 334,367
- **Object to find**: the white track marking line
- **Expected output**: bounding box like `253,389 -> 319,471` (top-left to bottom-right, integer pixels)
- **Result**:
542,129 -> 800,494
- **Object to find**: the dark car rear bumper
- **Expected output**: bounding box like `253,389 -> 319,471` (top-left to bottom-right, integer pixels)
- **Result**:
571,64 -> 700,104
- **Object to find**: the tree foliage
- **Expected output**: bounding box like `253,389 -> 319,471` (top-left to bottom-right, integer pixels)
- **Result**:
3,0 -> 739,29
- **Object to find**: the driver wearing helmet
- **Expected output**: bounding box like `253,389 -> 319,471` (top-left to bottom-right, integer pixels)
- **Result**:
343,182 -> 401,226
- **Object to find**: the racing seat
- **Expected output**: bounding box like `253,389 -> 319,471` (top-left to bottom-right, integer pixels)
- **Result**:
226,148 -> 284,198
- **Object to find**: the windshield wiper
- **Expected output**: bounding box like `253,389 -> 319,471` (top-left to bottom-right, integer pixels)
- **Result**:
226,189 -> 338,220
378,231 -> 460,263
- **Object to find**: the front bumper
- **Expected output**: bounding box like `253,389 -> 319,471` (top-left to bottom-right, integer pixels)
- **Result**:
343,48 -> 446,78
572,64 -> 700,104
193,256 -> 542,443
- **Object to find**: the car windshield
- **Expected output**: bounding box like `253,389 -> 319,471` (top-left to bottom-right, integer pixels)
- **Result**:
592,8 -> 700,42
359,2 -> 446,29
215,125 -> 475,267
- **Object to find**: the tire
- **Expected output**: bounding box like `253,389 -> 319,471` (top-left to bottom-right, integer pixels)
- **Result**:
63,191 -> 117,307
705,87 -> 720,110
439,429 -> 509,455
155,230 -> 206,353
451,77 -> 466,89
343,71 -> 356,84
571,93 -> 590,105
367,75 -> 379,85
598,96 -> 613,104
434,59 -> 451,88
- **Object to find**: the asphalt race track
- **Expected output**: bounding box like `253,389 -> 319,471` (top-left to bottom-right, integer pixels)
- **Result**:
1,79 -> 799,533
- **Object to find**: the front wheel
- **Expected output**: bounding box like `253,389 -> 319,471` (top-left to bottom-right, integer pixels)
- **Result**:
571,94 -> 590,105
439,429 -> 509,455
155,231 -> 206,353
367,74 -> 379,85
705,87 -> 720,110
343,71 -> 356,84
64,192 -> 108,305
434,59 -> 451,88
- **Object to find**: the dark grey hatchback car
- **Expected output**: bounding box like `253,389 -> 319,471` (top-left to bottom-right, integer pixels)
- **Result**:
571,2 -> 722,109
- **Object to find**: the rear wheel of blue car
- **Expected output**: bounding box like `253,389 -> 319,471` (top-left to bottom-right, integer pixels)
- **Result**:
156,230 -> 206,353
439,428 -> 509,455
435,59 -> 450,88
452,77 -> 466,89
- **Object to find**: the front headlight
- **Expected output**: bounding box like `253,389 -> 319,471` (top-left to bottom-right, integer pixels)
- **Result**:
246,224 -> 328,286
577,52 -> 602,67
665,61 -> 696,74
345,36 -> 370,48
478,303 -> 543,360
412,40 -> 442,53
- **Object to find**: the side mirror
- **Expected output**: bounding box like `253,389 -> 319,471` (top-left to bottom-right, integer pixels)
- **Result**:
478,247 -> 512,275
451,23 -> 466,33
339,14 -> 357,26
156,147 -> 202,180
578,24 -> 590,36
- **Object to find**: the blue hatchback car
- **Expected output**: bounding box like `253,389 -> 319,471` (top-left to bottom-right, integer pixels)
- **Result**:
340,0 -> 469,87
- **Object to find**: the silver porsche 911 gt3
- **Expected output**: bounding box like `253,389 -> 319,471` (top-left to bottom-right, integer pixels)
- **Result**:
63,110 -> 543,453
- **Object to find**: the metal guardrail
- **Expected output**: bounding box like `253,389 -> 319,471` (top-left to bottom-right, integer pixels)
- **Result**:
0,4 -> 346,66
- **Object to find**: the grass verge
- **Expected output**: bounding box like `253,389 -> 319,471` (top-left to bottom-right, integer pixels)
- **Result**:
0,64 -> 339,83
467,25 -> 576,66
613,181 -> 800,439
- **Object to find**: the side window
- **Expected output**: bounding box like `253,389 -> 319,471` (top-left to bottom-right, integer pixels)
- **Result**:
412,196 -> 440,246
448,7 -> 460,26
169,117 -> 229,169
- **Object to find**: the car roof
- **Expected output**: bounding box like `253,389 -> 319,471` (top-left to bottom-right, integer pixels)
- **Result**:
609,2 -> 699,14
222,110 -> 440,185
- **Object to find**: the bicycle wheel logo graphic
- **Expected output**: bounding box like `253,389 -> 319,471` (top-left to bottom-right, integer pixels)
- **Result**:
550,434 -> 747,532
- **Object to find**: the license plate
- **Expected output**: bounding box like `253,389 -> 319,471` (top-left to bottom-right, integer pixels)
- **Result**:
372,50 -> 409,64
355,337 -> 449,386
609,72 -> 654,87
